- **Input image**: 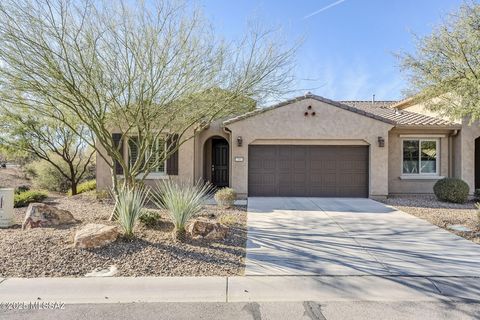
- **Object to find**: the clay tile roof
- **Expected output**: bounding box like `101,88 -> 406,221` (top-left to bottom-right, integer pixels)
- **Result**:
223,94 -> 460,128
340,101 -> 460,127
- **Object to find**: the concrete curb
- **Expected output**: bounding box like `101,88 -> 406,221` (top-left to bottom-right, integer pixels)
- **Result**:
0,277 -> 226,304
0,276 -> 479,304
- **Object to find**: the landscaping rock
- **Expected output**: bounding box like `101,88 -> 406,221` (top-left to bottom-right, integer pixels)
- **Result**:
85,265 -> 118,277
187,219 -> 229,240
74,223 -> 118,249
22,203 -> 79,229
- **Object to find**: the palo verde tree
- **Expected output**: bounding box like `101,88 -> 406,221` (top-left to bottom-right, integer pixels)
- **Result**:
0,108 -> 95,195
0,0 -> 297,201
398,1 -> 480,121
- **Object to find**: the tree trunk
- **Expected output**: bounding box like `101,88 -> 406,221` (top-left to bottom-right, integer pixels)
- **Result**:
70,181 -> 78,196
109,166 -> 120,221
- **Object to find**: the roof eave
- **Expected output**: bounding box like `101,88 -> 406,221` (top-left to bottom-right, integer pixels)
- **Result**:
393,124 -> 462,130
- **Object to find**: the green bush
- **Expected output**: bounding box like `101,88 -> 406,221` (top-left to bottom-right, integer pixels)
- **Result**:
214,188 -> 236,208
14,190 -> 48,208
68,179 -> 96,196
433,178 -> 469,204
139,211 -> 161,227
153,180 -> 213,241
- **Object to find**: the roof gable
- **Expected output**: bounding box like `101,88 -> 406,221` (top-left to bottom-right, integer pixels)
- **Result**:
223,94 -> 397,126
223,93 -> 460,128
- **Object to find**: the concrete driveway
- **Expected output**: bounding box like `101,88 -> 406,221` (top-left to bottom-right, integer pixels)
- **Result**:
246,197 -> 480,276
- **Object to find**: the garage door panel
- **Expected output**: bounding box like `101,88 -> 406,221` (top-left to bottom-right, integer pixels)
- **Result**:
248,145 -> 368,197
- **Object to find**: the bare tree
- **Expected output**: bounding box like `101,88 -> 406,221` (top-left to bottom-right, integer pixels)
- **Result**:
0,0 -> 297,199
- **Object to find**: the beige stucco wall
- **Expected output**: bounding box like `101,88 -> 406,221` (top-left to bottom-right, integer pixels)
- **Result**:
96,142 -> 113,191
388,128 -> 451,194
457,120 -> 480,193
224,98 -> 394,198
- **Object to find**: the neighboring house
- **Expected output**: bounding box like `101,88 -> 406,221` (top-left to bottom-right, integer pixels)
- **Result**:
96,93 -> 480,199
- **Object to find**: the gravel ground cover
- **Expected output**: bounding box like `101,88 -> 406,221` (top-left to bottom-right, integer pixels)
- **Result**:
380,195 -> 480,244
0,193 -> 247,277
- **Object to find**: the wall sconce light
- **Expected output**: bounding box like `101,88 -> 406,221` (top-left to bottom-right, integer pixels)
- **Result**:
236,136 -> 243,147
378,136 -> 385,147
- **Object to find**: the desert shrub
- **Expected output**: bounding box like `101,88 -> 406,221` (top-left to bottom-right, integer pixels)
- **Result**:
115,185 -> 149,238
139,211 -> 161,227
14,185 -> 30,194
214,188 -> 236,208
96,190 -> 110,200
153,180 -> 213,241
26,159 -> 71,192
68,179 -> 96,196
219,214 -> 237,226
433,178 -> 469,204
14,190 -> 48,208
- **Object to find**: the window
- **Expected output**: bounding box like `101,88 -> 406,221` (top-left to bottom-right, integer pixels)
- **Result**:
402,139 -> 438,175
128,137 -> 166,174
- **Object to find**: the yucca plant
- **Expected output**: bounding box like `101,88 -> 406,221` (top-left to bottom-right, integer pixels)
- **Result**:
153,180 -> 213,241
114,185 -> 150,238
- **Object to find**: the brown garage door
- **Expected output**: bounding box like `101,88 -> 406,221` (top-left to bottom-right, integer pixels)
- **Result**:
248,145 -> 369,197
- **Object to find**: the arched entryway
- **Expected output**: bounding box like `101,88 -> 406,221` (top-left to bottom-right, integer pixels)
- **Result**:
476,137 -> 480,189
203,136 -> 229,187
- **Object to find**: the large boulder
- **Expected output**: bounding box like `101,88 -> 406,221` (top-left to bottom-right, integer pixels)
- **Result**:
22,203 -> 79,229
187,219 -> 229,240
74,223 -> 118,249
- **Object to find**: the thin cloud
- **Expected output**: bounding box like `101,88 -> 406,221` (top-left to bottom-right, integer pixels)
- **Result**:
303,0 -> 346,20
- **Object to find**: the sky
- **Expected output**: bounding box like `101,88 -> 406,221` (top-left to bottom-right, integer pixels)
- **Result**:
201,0 -> 465,102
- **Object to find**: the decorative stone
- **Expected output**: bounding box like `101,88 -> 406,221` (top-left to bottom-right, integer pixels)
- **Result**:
187,219 -> 229,240
22,203 -> 79,229
85,265 -> 118,277
74,223 -> 119,249
448,224 -> 472,232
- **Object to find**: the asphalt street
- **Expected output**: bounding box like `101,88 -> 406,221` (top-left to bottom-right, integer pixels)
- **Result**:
2,301 -> 480,320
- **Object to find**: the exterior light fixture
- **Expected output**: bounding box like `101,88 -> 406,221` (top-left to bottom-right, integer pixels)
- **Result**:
236,136 -> 243,147
378,136 -> 385,147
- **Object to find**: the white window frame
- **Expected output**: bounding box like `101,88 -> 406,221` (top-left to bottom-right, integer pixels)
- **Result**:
125,136 -> 169,180
401,138 -> 440,178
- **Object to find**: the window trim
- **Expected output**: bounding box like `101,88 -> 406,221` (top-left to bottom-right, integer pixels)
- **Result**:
401,138 -> 440,177
124,135 -> 168,179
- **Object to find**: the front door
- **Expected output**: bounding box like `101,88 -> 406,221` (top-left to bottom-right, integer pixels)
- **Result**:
212,139 -> 229,187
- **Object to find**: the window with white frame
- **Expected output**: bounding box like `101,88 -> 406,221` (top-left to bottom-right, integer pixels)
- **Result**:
402,139 -> 439,175
128,137 -> 166,174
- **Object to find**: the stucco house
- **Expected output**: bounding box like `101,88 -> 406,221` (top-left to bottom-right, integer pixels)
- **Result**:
96,93 -> 480,199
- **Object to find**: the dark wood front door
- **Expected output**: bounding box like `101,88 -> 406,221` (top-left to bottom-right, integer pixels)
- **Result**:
212,139 -> 229,187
